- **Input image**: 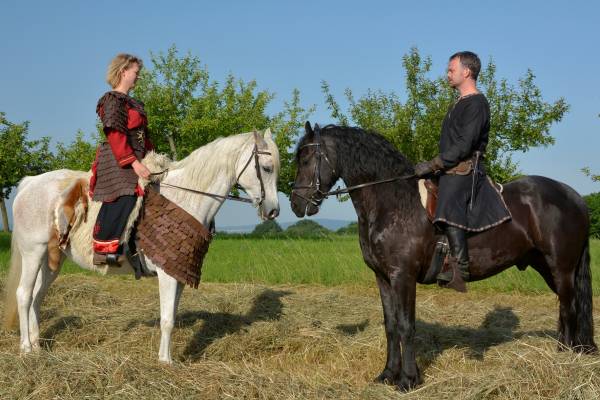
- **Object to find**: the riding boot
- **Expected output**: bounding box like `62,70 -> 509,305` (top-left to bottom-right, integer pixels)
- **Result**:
93,252 -> 124,267
126,233 -> 143,279
436,226 -> 470,290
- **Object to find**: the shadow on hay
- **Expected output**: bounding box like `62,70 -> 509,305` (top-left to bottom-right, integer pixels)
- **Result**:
180,289 -> 291,361
125,289 -> 290,361
336,306 -> 556,365
41,315 -> 83,350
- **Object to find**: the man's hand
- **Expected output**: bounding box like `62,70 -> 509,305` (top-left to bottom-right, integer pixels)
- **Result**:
132,159 -> 151,179
414,155 -> 444,178
414,161 -> 434,177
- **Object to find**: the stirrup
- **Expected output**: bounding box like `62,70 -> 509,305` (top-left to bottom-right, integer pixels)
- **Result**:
437,258 -> 469,293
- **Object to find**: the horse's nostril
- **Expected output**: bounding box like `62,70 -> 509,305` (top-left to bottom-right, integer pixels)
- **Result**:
269,209 -> 279,219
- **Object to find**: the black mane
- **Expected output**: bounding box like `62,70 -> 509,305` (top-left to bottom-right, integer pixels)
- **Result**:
298,125 -> 414,181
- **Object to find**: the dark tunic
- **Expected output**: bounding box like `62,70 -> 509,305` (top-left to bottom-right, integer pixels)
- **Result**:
433,93 -> 511,232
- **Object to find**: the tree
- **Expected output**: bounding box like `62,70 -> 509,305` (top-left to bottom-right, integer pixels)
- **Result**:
581,113 -> 600,182
336,221 -> 358,235
252,220 -> 283,236
322,47 -> 569,183
284,219 -> 330,237
51,130 -> 99,171
133,45 -> 313,195
0,112 -> 53,231
583,192 -> 600,238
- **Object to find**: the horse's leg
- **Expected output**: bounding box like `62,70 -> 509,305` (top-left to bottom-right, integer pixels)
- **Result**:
16,244 -> 46,354
156,267 -> 184,364
374,273 -> 401,384
28,257 -> 62,351
391,269 -> 421,391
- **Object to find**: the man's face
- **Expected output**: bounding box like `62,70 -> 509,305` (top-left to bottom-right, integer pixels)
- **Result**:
447,57 -> 468,88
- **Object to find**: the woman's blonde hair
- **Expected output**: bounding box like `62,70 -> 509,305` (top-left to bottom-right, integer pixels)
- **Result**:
106,53 -> 143,88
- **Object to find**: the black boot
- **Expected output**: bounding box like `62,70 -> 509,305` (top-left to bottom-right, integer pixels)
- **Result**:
436,226 -> 470,286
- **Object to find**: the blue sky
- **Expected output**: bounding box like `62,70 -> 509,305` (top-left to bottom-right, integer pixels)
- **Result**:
1,0 -> 599,228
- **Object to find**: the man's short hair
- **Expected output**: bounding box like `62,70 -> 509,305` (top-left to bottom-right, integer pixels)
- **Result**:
450,51 -> 481,81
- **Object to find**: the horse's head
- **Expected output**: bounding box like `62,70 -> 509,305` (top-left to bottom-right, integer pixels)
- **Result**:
235,129 -> 280,220
291,122 -> 340,217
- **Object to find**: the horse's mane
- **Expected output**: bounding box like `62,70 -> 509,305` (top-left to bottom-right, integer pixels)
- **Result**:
298,125 -> 414,179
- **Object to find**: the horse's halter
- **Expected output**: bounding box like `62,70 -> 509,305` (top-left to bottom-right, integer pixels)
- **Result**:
291,127 -> 337,211
234,136 -> 272,207
157,132 -> 272,206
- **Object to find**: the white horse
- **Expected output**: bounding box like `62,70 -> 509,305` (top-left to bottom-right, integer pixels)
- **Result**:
3,129 -> 280,364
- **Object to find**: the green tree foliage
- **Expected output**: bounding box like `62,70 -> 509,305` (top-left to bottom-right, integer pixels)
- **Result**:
51,130 -> 100,171
581,113 -> 600,182
252,220 -> 283,236
336,221 -> 358,235
584,192 -> 600,238
0,112 -> 53,231
133,45 -> 313,195
284,219 -> 330,237
322,48 -> 569,183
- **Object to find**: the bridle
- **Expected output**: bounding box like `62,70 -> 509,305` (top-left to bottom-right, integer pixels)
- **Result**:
291,126 -> 415,211
291,127 -> 337,208
157,133 -> 272,206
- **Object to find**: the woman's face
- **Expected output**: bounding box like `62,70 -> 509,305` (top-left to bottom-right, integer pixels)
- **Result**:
119,63 -> 140,91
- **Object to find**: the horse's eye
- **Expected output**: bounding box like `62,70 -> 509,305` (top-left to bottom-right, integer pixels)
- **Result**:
262,166 -> 273,174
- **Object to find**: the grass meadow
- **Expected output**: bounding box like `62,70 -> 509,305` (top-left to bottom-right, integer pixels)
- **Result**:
3,232 -> 597,294
1,232 -> 599,399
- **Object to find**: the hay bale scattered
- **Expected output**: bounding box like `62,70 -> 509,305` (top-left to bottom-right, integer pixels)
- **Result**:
0,275 -> 598,399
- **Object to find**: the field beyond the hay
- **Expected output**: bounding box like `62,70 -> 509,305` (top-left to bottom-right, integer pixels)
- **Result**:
1,233 -> 599,399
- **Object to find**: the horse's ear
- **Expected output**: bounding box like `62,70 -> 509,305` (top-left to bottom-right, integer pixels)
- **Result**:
314,123 -> 320,132
263,127 -> 272,140
304,121 -> 313,136
253,129 -> 260,141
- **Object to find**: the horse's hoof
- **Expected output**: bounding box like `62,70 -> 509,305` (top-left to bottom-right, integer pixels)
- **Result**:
158,358 -> 173,365
395,375 -> 422,392
394,368 -> 422,392
20,344 -> 33,354
374,369 -> 397,385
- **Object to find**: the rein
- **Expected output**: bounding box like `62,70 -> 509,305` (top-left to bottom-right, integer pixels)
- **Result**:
149,135 -> 271,205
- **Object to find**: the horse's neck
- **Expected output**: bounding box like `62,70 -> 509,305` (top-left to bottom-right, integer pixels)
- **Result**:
332,139 -> 424,225
159,141 -> 244,225
160,170 -> 231,226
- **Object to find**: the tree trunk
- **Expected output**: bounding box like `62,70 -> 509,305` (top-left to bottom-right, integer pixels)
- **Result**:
168,133 -> 178,161
0,197 -> 10,232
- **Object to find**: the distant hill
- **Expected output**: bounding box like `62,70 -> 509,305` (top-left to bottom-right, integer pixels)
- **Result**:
217,218 -> 356,233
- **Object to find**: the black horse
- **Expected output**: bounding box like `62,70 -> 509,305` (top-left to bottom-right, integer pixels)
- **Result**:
291,122 -> 596,391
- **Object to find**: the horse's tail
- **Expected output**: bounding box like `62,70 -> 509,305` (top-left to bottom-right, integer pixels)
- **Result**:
2,232 -> 22,330
574,238 -> 597,353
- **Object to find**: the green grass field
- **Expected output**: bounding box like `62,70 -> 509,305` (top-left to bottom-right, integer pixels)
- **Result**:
1,232 -> 599,294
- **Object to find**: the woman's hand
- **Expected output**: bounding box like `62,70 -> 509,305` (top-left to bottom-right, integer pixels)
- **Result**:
132,160 -> 151,179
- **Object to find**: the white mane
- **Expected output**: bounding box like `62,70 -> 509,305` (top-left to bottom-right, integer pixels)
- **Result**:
163,131 -> 279,207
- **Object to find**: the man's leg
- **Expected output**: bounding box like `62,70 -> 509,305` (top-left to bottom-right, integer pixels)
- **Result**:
436,225 -> 470,284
